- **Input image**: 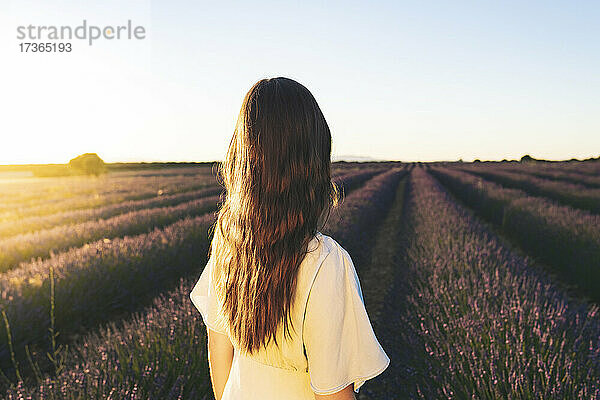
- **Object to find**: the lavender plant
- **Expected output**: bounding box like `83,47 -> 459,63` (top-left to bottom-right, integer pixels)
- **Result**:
0,186 -> 223,240
0,174 -> 216,223
429,167 -> 600,303
0,196 -> 221,273
375,168 -> 599,398
489,163 -> 600,189
456,165 -> 600,214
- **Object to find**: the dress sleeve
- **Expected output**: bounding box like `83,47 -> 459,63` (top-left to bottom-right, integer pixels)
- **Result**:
189,255 -> 229,335
303,245 -> 390,395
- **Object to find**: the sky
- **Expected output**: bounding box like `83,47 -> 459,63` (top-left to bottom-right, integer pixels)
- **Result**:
0,0 -> 598,164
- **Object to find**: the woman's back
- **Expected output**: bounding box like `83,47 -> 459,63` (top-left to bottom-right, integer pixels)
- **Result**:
190,232 -> 389,399
189,77 -> 389,399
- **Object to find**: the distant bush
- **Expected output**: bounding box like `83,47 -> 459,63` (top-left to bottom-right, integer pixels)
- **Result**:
520,154 -> 535,163
69,153 -> 106,176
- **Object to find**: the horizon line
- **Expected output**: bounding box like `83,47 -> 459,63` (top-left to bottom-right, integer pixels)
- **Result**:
1,154 -> 599,167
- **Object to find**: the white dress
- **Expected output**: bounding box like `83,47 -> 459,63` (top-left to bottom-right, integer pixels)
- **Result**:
189,232 -> 390,399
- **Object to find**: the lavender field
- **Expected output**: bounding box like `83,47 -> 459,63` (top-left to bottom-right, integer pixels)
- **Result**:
1,161 -> 599,399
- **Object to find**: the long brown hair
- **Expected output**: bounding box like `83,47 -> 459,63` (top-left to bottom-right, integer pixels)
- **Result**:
210,77 -> 338,354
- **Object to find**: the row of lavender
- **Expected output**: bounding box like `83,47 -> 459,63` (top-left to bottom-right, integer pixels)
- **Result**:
2,166 -> 408,398
429,167 -> 600,303
385,168 -> 599,398
0,196 -> 221,274
324,167 -> 409,269
549,160 -> 600,176
480,162 -> 600,189
499,160 -> 600,179
0,168 -> 214,209
452,164 -> 600,214
0,186 -> 224,240
0,174 -> 217,223
448,160 -> 600,178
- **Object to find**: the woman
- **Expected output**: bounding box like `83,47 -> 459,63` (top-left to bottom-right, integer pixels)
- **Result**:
190,77 -> 389,399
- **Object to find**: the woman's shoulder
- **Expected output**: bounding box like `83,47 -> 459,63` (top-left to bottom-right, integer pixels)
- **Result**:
309,232 -> 351,267
313,232 -> 347,253
299,232 -> 346,288
306,233 -> 355,288
318,232 -> 352,260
